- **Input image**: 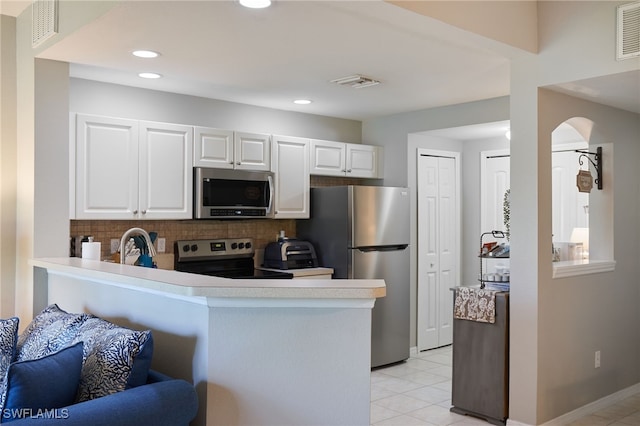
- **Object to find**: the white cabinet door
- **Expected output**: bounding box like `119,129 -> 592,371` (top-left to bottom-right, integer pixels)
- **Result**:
272,135 -> 310,219
234,132 -> 271,171
347,144 -> 379,178
311,140 -> 381,178
194,127 -> 234,169
310,139 -> 346,176
75,115 -> 194,220
139,122 -> 193,219
75,114 -> 139,219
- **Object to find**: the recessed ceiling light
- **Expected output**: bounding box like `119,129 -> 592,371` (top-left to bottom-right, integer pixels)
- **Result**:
132,50 -> 160,59
293,99 -> 312,105
239,0 -> 271,8
138,72 -> 162,79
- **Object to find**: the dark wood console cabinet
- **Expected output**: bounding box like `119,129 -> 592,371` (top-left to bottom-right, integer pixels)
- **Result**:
450,290 -> 509,425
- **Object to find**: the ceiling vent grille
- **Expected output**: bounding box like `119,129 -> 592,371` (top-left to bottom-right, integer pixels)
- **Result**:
32,0 -> 58,48
617,2 -> 640,60
330,74 -> 381,89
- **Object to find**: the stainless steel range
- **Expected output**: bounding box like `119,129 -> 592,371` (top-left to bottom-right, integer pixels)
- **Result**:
174,238 -> 293,279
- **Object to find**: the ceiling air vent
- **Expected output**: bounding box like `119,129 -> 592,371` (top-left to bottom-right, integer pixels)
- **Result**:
617,1 -> 640,60
32,0 -> 58,48
330,74 -> 381,89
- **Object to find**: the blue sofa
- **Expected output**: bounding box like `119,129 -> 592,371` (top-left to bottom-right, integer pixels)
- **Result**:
11,370 -> 198,426
0,306 -> 199,425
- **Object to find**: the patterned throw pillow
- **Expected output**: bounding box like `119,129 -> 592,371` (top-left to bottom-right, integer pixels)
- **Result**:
0,318 -> 19,379
71,316 -> 153,402
15,305 -> 87,362
0,317 -> 20,411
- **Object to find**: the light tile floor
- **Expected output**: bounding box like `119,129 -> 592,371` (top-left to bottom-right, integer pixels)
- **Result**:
371,345 -> 640,426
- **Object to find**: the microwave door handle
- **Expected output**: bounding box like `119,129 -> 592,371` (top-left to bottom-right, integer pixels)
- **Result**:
267,174 -> 274,215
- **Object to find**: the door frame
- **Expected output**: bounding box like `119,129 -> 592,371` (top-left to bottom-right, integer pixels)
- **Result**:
416,148 -> 461,352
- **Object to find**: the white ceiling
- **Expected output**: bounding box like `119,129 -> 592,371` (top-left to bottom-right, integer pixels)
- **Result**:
4,0 -> 639,131
37,0 -> 514,122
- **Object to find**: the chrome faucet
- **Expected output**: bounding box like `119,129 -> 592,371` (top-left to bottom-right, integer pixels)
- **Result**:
119,227 -> 157,264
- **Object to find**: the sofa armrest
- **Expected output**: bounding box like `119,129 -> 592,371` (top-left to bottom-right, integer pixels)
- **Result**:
9,376 -> 198,426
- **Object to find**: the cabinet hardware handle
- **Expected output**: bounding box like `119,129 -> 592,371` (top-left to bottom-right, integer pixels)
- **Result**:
142,210 -> 147,214
133,210 -> 138,215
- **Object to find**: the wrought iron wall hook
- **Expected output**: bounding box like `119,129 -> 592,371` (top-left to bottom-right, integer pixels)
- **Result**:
576,146 -> 603,190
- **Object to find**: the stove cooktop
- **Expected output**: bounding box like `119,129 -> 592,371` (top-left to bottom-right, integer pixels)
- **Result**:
174,238 -> 293,279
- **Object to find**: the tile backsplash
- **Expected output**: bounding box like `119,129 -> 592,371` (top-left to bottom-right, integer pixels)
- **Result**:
70,219 -> 297,261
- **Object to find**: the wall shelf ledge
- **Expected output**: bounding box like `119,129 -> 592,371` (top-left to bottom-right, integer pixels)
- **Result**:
552,259 -> 616,279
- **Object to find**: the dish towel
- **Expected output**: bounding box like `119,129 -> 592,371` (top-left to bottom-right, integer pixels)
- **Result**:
454,286 -> 497,323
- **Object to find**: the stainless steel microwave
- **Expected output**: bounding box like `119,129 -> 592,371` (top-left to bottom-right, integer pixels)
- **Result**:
194,167 -> 275,219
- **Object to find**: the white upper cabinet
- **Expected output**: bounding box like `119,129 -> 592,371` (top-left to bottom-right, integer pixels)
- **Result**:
310,139 -> 346,176
138,121 -> 193,219
234,132 -> 271,171
310,139 -> 382,178
271,135 -> 310,219
75,114 -> 193,220
75,115 -> 139,219
194,127 -> 270,171
193,127 -> 234,169
347,144 -> 380,178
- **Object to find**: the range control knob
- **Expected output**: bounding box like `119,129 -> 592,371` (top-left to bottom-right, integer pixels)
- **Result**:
182,244 -> 190,252
191,244 -> 198,252
231,242 -> 238,250
245,242 -> 252,249
239,242 -> 245,249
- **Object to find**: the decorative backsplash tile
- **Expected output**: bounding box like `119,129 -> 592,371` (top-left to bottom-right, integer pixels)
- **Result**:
70,219 -> 297,260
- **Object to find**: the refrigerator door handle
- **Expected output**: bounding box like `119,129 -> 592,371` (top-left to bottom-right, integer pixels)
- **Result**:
356,244 -> 409,253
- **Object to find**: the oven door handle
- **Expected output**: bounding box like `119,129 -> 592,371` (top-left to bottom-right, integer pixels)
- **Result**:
267,174 -> 274,216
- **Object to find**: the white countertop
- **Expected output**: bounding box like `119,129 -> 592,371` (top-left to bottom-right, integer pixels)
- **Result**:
31,257 -> 385,300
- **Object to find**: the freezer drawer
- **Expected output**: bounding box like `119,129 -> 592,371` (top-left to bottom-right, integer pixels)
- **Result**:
451,291 -> 509,425
353,247 -> 410,367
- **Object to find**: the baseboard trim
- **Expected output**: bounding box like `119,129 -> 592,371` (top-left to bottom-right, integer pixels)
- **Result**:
410,346 -> 418,357
506,382 -> 640,426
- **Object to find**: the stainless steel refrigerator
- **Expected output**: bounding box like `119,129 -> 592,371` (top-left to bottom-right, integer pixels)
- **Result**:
298,185 -> 410,368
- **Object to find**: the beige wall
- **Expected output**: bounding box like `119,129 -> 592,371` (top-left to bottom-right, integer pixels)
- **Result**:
389,0 -> 538,53
535,89 -> 640,422
0,15 -> 17,317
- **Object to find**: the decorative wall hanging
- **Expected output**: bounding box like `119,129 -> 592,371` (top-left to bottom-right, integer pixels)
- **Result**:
576,147 -> 602,193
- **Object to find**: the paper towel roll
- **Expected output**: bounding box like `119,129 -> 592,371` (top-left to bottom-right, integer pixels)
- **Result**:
82,242 -> 101,261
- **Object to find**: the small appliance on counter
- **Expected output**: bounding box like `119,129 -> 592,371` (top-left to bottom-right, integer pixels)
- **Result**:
262,238 -> 319,270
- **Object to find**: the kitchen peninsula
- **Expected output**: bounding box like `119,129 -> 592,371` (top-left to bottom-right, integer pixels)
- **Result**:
31,257 -> 385,426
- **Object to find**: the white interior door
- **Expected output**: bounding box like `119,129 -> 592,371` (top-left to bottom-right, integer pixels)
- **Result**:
481,151 -> 510,234
417,150 -> 459,351
481,152 -> 511,275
